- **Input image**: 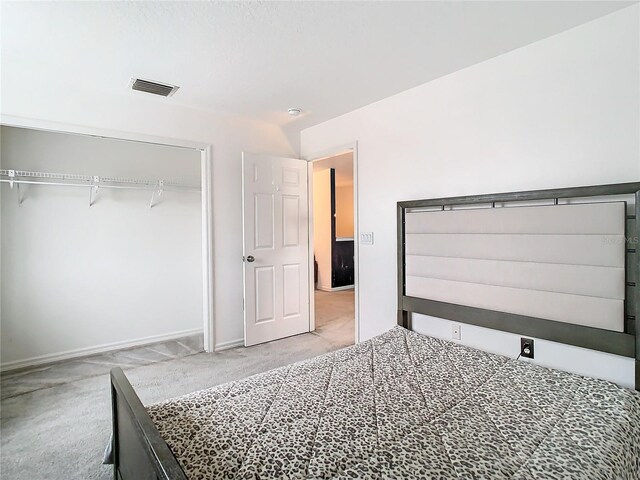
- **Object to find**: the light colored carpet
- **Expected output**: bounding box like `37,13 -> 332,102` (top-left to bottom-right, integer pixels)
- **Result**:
0,335 -> 205,401
0,300 -> 354,480
314,288 -> 355,344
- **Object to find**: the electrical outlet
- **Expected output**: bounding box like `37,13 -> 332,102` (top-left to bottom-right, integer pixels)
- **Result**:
452,324 -> 461,340
520,337 -> 534,359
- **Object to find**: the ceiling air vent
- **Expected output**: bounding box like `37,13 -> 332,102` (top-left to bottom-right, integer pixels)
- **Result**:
129,78 -> 179,97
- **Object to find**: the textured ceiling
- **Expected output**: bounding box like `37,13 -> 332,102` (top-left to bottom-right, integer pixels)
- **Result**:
1,1 -> 633,133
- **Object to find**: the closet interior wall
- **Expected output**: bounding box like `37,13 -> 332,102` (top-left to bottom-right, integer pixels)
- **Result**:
0,126 -> 203,370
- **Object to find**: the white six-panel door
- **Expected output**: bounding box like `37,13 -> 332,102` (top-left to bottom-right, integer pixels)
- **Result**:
242,153 -> 310,346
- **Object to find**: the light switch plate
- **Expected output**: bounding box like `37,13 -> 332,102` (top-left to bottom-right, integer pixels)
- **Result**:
360,232 -> 374,245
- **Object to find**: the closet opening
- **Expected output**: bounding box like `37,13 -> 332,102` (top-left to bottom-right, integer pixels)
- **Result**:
310,151 -> 356,347
0,125 -> 208,372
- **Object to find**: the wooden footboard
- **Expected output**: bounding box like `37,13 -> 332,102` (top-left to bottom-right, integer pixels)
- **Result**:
110,368 -> 188,480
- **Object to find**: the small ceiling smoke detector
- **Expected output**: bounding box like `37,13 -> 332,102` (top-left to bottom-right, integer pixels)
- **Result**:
287,108 -> 302,117
129,78 -> 179,97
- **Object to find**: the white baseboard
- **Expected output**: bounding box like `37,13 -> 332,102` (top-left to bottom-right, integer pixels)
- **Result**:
215,338 -> 244,351
0,328 -> 204,373
317,285 -> 355,292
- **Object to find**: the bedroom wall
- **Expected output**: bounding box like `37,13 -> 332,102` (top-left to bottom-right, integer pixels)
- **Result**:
0,126 -> 202,368
335,184 -> 354,239
301,6 -> 640,387
1,72 -> 295,354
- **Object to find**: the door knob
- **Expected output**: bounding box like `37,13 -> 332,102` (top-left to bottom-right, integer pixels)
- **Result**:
245,255 -> 255,263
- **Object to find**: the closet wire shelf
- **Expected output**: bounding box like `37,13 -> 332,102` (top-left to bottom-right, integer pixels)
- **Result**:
0,169 -> 200,208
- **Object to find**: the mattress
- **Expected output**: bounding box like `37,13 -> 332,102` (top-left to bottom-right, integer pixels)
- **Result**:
147,327 -> 640,479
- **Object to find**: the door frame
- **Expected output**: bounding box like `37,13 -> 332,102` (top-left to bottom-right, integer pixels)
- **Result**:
0,114 -> 216,353
306,142 -> 360,343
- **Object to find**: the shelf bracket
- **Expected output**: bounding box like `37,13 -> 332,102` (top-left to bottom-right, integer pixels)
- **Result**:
150,180 -> 164,209
7,170 -> 23,206
16,182 -> 23,206
89,176 -> 99,207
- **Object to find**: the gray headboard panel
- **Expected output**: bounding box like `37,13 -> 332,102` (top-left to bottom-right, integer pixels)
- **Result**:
405,202 -> 625,331
397,182 -> 640,391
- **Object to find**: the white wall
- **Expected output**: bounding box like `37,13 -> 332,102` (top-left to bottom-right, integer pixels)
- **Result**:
301,6 -> 640,387
313,169 -> 332,290
335,184 -> 354,239
1,69 -> 295,351
0,126 -> 202,368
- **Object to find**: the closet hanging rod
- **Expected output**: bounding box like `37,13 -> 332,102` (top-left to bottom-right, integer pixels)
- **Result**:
0,179 -> 200,191
0,169 -> 200,190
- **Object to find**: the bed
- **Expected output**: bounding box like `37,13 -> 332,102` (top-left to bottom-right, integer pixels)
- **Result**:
110,181 -> 640,480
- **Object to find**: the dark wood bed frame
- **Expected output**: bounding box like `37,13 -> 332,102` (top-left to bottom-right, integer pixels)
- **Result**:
397,182 -> 640,391
110,181 -> 640,480
110,367 -> 187,480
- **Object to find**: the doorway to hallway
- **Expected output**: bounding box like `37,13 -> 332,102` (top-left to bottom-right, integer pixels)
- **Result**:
311,151 -> 356,347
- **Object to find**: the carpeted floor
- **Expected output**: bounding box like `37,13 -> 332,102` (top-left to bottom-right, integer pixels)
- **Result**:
314,288 -> 355,343
0,291 -> 354,480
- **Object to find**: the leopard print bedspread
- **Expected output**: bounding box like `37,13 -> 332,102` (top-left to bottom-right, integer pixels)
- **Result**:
147,326 -> 640,479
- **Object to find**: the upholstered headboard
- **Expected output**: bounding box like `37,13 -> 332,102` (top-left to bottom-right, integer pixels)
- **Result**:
397,183 -> 640,390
